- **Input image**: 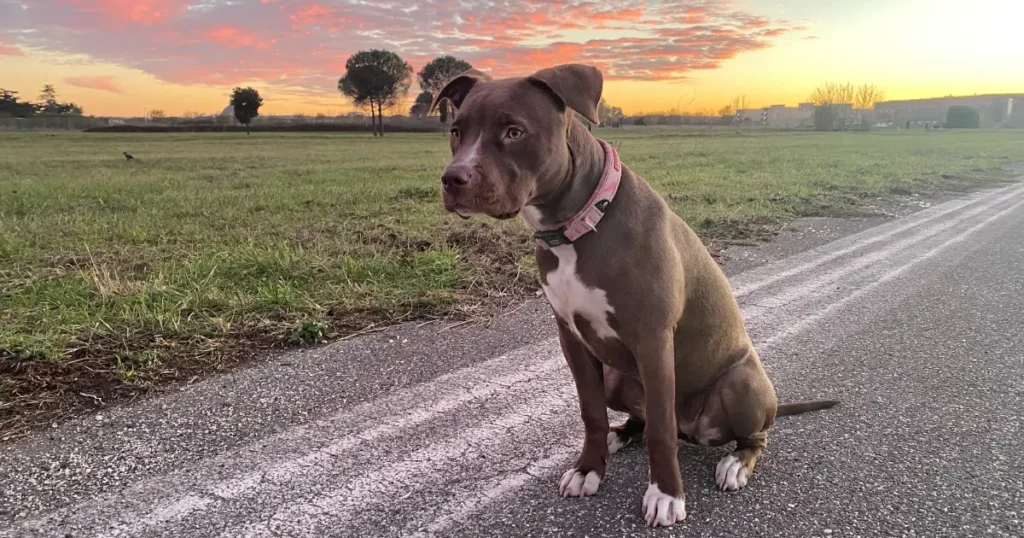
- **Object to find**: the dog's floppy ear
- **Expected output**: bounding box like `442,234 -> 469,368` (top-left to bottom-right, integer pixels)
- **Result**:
430,68 -> 492,114
527,63 -> 603,125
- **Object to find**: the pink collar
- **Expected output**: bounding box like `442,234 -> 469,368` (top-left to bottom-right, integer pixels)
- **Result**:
533,139 -> 622,247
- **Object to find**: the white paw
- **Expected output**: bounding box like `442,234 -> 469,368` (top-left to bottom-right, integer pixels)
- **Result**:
607,431 -> 627,455
558,469 -> 601,497
715,454 -> 750,491
641,483 -> 686,527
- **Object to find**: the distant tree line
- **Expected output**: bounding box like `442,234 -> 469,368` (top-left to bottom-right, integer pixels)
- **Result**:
0,84 -> 83,118
336,50 -> 626,136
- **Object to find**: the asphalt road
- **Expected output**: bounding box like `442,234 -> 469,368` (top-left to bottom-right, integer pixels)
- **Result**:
3,180 -> 1024,538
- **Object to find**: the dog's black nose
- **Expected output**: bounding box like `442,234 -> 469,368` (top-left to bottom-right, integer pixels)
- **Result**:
441,166 -> 471,193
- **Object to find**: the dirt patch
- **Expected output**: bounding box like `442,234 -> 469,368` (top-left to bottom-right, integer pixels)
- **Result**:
0,322 -> 282,440
443,221 -> 539,309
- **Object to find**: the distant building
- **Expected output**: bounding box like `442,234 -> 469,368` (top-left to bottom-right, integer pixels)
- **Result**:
874,94 -> 1023,126
735,103 -> 816,128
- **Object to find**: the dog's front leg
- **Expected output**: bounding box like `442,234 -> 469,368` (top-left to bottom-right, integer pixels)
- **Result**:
555,318 -> 609,498
636,330 -> 686,526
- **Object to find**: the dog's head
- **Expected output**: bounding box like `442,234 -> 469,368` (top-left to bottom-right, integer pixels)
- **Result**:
432,63 -> 603,220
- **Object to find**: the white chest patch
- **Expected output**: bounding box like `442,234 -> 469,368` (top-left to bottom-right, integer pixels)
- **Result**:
540,244 -> 618,343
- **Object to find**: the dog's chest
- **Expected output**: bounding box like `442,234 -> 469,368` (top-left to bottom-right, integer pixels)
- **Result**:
539,245 -> 619,344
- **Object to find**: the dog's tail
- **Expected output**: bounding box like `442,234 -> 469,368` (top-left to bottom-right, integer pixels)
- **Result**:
776,399 -> 839,417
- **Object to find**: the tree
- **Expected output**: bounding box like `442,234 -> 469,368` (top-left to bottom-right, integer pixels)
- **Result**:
338,49 -> 413,137
597,98 -> 623,125
38,84 -> 59,113
149,109 -> 166,120
409,91 -> 433,117
945,106 -> 980,129
808,82 -> 859,130
230,86 -> 263,134
0,89 -> 38,118
27,84 -> 83,116
57,102 -> 83,115
418,55 -> 472,126
718,104 -> 734,117
853,84 -> 885,110
732,94 -> 749,112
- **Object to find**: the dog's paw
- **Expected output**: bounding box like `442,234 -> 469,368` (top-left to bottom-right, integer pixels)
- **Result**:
715,454 -> 750,491
607,431 -> 628,455
558,469 -> 601,497
641,483 -> 686,527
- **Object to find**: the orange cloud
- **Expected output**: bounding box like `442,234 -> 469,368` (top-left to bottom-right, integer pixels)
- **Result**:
205,26 -> 274,49
64,75 -> 124,94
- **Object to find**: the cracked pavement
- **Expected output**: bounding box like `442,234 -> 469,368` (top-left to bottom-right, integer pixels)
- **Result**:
2,180 -> 1024,537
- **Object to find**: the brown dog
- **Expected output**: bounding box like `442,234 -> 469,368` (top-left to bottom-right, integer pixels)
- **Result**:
431,63 -> 838,527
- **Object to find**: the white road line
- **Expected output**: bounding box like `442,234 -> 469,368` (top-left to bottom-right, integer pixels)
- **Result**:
73,344 -> 569,538
730,182 -> 1024,297
758,196 -> 1024,351
10,180 -> 1023,538
738,184 -> 1024,322
402,446 -> 580,538
230,381 -> 579,538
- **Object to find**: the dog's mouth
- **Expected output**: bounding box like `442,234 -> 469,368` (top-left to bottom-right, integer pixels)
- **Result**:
443,191 -> 518,221
492,210 -> 519,220
452,208 -> 518,220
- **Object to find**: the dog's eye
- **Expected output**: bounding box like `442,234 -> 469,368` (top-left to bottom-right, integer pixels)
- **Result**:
505,127 -> 524,140
450,127 -> 460,139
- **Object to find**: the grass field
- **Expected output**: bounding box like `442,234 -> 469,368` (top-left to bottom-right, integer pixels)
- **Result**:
2,128 -> 1024,436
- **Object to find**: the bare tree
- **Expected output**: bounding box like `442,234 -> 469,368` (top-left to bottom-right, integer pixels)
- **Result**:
732,94 -> 749,112
809,81 -> 884,130
808,82 -> 859,106
854,84 -> 885,110
718,104 -> 734,116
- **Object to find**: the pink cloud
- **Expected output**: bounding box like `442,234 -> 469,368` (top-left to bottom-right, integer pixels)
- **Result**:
64,75 -> 124,94
0,36 -> 22,56
290,3 -> 335,25
62,0 -> 190,25
204,26 -> 274,49
2,0 -> 811,103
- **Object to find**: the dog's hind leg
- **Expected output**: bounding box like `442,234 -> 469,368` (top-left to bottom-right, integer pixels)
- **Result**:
712,353 -> 778,492
604,365 -> 645,455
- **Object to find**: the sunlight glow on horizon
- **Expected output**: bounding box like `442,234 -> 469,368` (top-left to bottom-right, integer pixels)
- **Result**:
1,0 -> 1020,118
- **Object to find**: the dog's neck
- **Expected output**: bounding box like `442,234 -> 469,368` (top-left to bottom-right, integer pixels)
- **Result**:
523,118 -> 606,232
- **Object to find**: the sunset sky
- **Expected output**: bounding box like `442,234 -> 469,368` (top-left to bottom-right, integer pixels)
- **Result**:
0,0 -> 1020,117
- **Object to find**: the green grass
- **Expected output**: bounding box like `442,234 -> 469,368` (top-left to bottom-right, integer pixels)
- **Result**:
2,128 -> 1023,434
